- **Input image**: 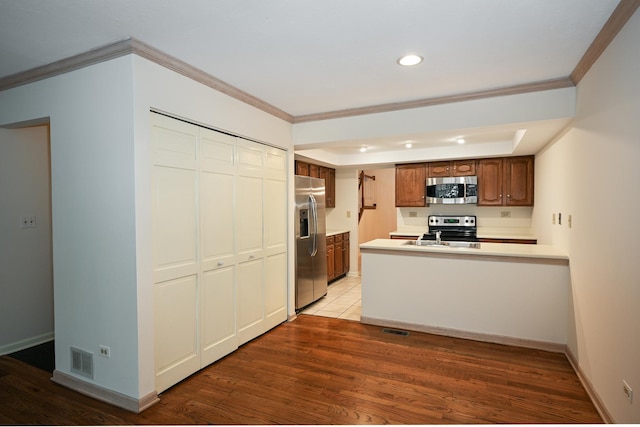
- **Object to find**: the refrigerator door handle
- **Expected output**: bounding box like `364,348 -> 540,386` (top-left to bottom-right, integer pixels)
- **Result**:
309,194 -> 318,257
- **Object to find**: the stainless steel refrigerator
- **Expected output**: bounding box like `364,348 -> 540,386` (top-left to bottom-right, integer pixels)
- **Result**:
295,175 -> 328,310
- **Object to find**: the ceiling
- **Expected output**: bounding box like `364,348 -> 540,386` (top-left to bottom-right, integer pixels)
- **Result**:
0,0 -> 626,166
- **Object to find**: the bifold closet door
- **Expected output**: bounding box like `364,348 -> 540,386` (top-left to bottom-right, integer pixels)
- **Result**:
151,115 -> 200,393
235,140 -> 265,345
199,128 -> 238,367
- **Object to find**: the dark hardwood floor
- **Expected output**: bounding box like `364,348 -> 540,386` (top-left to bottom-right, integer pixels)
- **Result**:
0,315 -> 602,424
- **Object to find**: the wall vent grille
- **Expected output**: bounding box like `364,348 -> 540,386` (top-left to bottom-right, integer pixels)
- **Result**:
70,347 -> 94,379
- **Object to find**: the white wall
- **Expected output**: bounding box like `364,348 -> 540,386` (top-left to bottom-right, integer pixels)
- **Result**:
0,57 -> 140,397
0,126 -> 53,353
532,10 -> 640,423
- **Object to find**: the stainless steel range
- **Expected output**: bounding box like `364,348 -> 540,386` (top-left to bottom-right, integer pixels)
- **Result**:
414,215 -> 480,248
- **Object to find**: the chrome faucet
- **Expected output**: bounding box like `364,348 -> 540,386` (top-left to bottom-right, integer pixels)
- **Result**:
435,230 -> 442,245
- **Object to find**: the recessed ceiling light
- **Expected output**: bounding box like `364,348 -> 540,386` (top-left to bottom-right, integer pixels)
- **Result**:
360,146 -> 367,153
405,143 -> 413,148
397,54 -> 423,66
457,138 -> 465,144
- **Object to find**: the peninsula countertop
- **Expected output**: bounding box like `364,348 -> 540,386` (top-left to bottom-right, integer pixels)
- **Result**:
360,238 -> 568,261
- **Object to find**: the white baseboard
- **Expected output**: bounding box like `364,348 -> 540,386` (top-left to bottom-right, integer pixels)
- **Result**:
565,348 -> 613,423
0,331 -> 54,355
360,316 -> 565,353
51,370 -> 159,413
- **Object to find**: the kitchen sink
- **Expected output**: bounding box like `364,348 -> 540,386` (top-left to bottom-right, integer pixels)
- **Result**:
403,240 -> 481,249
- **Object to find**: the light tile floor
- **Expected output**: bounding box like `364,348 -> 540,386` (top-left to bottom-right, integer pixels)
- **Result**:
301,275 -> 361,321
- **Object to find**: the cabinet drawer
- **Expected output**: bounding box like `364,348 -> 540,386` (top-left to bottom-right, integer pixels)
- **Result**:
327,236 -> 334,245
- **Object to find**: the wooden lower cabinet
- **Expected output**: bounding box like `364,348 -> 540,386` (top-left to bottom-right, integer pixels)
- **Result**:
327,232 -> 349,282
326,236 -> 335,280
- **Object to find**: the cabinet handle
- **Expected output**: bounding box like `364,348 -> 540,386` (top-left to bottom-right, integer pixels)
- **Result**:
507,194 -> 511,198
217,261 -> 224,266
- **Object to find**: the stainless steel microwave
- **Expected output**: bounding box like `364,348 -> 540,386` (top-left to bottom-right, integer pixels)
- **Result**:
425,176 -> 478,204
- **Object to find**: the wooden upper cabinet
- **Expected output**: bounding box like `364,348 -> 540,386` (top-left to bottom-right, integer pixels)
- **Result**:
396,163 -> 426,207
504,156 -> 534,206
477,156 -> 534,206
477,158 -> 504,206
428,161 -> 451,177
428,160 -> 476,177
319,166 -> 336,208
309,163 -> 320,178
295,160 -> 309,176
452,159 -> 476,176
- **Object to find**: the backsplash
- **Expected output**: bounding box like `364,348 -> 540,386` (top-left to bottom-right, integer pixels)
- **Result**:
397,205 -> 533,231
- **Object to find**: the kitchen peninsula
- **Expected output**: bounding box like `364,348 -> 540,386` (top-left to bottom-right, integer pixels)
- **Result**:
359,239 -> 569,351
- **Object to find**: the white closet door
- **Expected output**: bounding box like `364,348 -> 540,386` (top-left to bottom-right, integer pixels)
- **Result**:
199,128 -> 238,366
151,114 -> 200,392
236,140 -> 265,344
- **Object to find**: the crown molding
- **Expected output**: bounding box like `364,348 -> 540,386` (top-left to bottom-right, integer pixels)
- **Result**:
0,37 -> 294,123
292,78 -> 575,123
571,0 -> 640,85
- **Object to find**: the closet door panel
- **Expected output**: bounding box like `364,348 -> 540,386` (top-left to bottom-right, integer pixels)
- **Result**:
264,178 -> 287,256
154,274 -> 199,393
265,252 -> 287,329
236,174 -> 264,260
201,171 -> 235,270
237,258 -> 265,345
152,166 -> 198,282
200,266 -> 237,367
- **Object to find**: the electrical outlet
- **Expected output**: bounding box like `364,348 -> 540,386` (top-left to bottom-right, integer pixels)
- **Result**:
500,211 -> 511,218
409,211 -> 417,218
558,213 -> 562,225
552,213 -> 556,225
623,380 -> 633,403
20,215 -> 37,228
99,345 -> 111,358
568,215 -> 573,229
346,210 -> 351,218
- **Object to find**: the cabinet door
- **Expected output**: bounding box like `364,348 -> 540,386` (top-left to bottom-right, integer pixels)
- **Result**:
334,240 -> 343,276
477,158 -> 504,206
342,233 -> 349,274
395,163 -> 426,207
326,239 -> 335,280
295,160 -> 309,176
319,167 -> 336,208
309,163 -> 320,178
505,156 -> 534,206
428,161 -> 451,177
452,160 -> 476,176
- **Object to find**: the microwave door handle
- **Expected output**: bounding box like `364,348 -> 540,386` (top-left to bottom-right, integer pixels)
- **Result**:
309,194 -> 318,256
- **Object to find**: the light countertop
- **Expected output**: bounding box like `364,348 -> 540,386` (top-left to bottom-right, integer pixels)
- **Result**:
360,238 -> 568,261
326,229 -> 350,237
